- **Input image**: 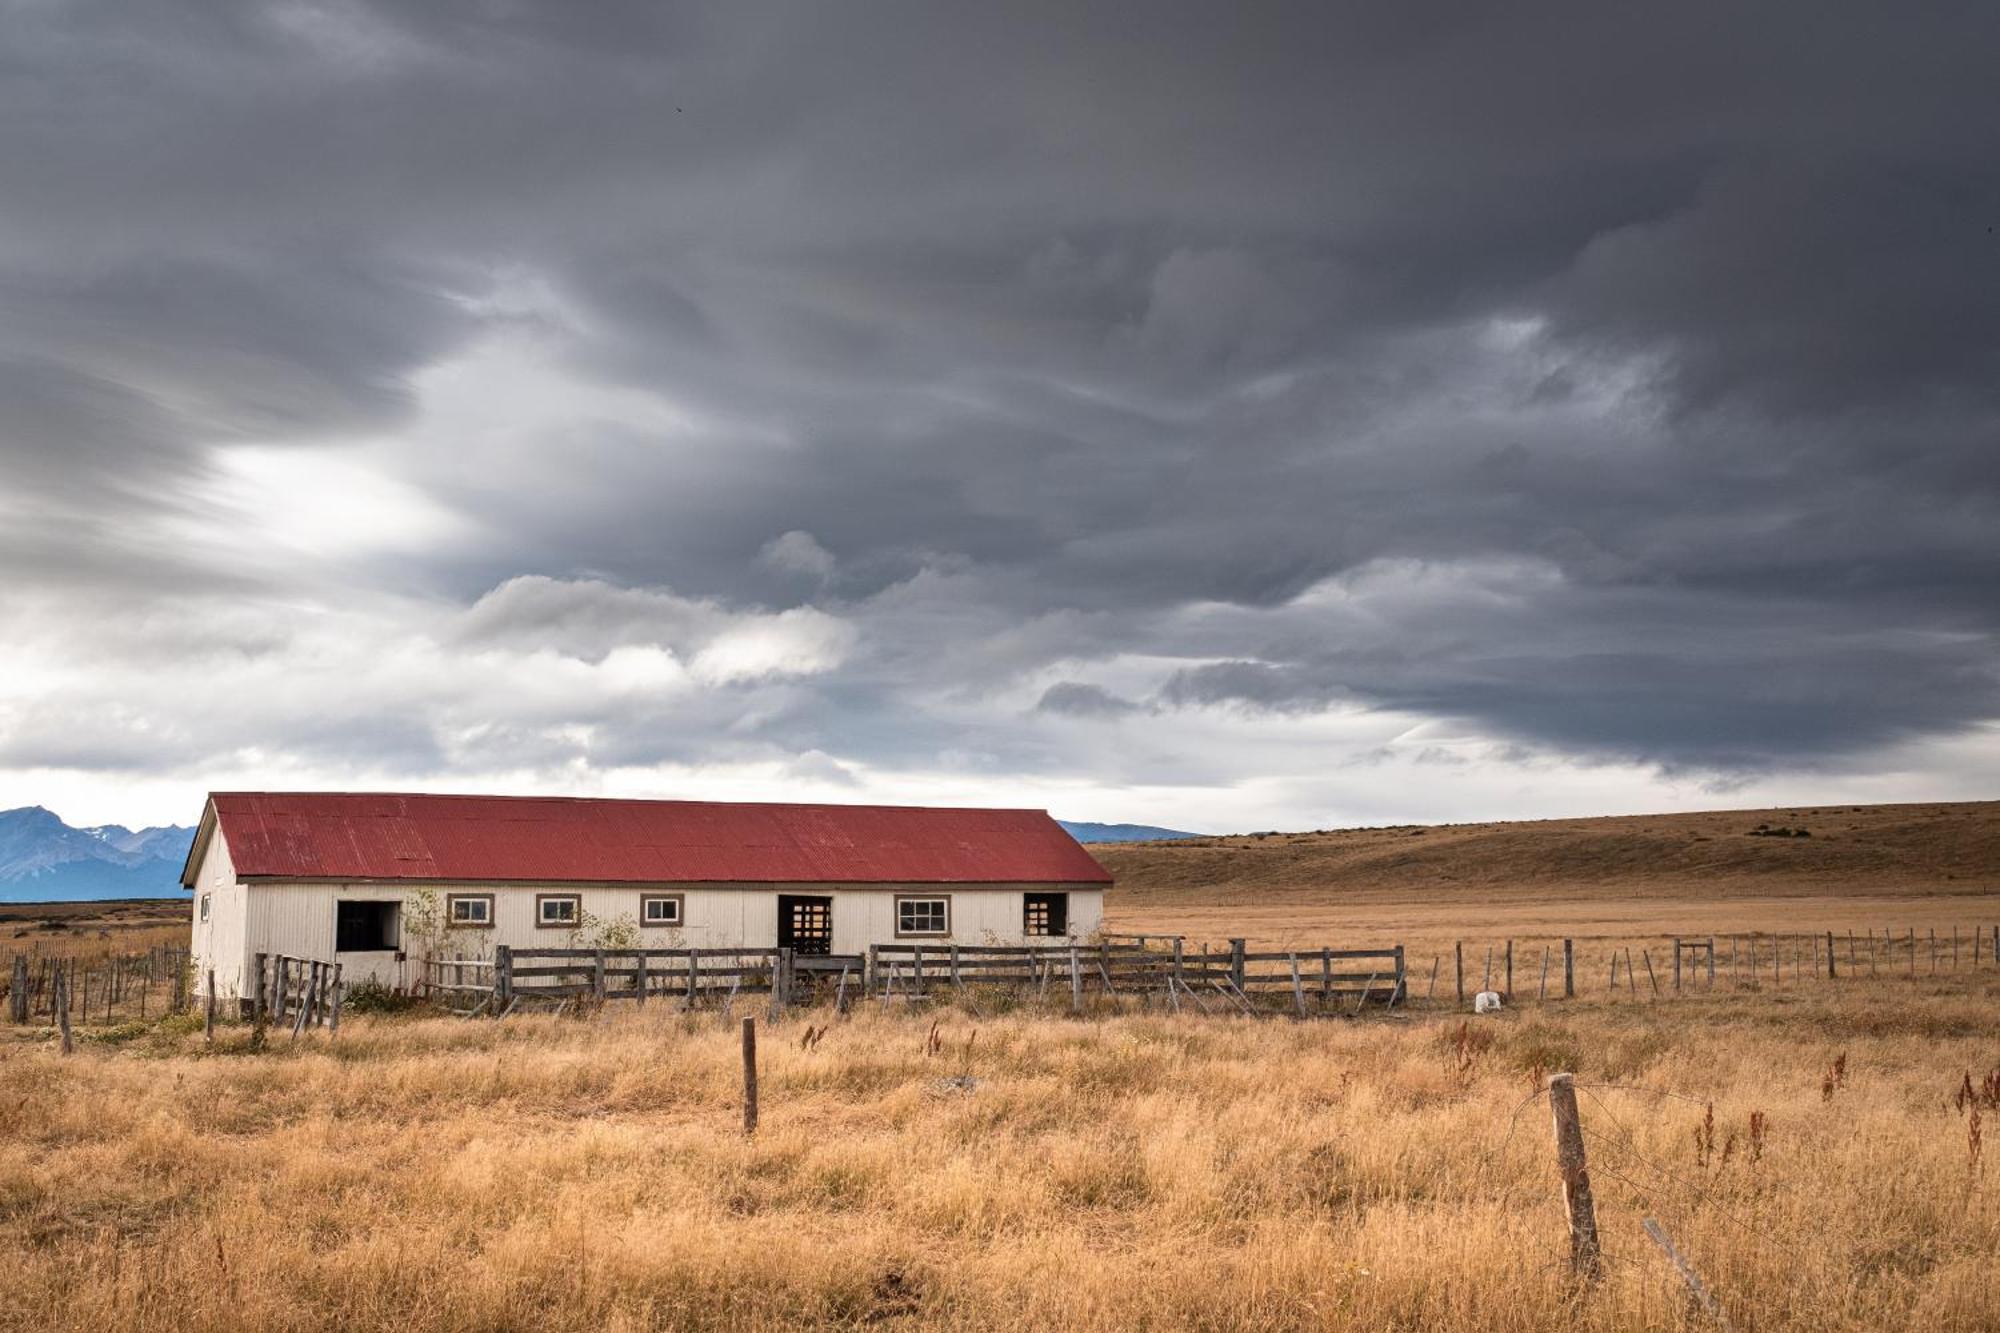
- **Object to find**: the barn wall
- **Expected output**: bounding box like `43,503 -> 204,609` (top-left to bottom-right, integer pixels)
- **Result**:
227,862 -> 1105,983
187,830 -> 249,1002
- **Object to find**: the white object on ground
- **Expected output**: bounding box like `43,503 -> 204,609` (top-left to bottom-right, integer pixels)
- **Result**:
1474,990 -> 1503,1013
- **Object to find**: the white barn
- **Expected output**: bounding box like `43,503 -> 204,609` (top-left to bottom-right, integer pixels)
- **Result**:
182,792 -> 1112,999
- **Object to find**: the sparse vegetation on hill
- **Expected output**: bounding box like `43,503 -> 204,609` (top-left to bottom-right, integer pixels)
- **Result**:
1098,801 -> 1999,900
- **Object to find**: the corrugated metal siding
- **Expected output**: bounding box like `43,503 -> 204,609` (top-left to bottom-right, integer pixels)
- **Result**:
232,878 -> 1106,970
208,792 -> 1113,885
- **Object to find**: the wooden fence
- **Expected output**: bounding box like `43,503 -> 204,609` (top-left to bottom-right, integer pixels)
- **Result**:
423,956 -> 498,1016
6,945 -> 191,1024
252,953 -> 343,1033
1425,924 -> 2000,1004
484,939 -> 1405,1017
494,946 -> 805,1013
869,939 -> 1405,1015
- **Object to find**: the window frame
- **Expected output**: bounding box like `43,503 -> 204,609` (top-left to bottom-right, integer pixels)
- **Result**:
446,893 -> 495,929
640,893 -> 684,927
893,894 -> 952,939
535,893 -> 582,929
198,893 -> 211,923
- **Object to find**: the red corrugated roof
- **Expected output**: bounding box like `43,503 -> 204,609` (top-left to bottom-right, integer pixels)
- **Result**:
197,792 -> 1112,886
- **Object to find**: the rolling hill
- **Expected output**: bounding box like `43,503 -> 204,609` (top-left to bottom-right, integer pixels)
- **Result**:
1096,800 -> 2000,915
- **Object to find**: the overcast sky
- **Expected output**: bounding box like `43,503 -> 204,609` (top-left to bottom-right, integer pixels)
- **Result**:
2,2 -> 1995,831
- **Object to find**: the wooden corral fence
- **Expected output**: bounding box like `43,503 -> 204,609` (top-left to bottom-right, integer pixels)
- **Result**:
252,953 -> 343,1034
6,945 -> 191,1025
493,946 -> 810,1015
483,939 -> 1405,1019
423,956 -> 499,1016
871,939 -> 1405,1016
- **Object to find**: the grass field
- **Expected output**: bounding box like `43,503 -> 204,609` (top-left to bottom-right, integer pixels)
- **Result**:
0,899 -> 185,965
2,800 -> 1996,1330
2,972 -> 1998,1330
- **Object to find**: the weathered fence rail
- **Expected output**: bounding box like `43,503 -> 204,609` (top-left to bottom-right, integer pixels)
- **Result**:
422,956 -> 498,1015
483,939 -> 1406,1017
495,946 -> 803,1010
253,953 -> 343,1033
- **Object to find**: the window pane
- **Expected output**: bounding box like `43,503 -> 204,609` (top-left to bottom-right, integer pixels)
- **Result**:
900,899 -> 946,933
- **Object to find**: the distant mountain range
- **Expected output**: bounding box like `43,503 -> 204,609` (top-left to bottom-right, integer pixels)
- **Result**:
1058,820 -> 1199,843
0,805 -> 1187,902
0,807 -> 195,902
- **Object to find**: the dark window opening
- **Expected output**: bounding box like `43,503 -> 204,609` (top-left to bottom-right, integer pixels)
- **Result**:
778,895 -> 833,956
1024,892 -> 1068,937
336,900 -> 400,952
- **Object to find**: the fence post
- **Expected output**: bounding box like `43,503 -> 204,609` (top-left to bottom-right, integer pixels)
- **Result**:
950,944 -> 961,988
1547,1072 -> 1602,1281
204,969 -> 216,1042
1673,938 -> 1682,991
740,1016 -> 758,1135
1455,941 -> 1465,1005
328,964 -> 343,1034
494,945 -> 513,1009
252,953 -> 267,1026
1069,946 -> 1083,1014
866,944 -> 879,998
1505,940 -> 1513,994
1172,938 -> 1185,993
1563,939 -> 1574,998
1708,937 -> 1716,987
686,950 -> 700,1010
1826,930 -> 1837,979
9,955 -> 25,1024
773,947 -> 793,1021
1228,939 -> 1246,993
1393,944 -> 1406,1004
57,968 -> 72,1055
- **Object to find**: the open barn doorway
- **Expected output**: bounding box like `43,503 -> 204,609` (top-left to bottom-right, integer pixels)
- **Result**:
778,895 -> 833,955
335,900 -> 400,953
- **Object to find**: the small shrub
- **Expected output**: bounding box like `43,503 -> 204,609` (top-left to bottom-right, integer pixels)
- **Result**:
1504,1022 -> 1586,1078
341,980 -> 422,1015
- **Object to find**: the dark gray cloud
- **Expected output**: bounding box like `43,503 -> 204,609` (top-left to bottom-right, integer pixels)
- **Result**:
1,1 -> 1996,826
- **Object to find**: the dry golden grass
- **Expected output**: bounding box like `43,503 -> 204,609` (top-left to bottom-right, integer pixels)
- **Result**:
1101,799 -> 2000,957
4,975 -> 1998,1331
0,900 -> 186,966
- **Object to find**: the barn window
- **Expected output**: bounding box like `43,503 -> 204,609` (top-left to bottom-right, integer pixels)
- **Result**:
895,896 -> 950,937
335,900 -> 400,952
447,894 -> 494,928
198,894 -> 211,922
641,894 -> 683,926
1024,892 -> 1068,936
536,894 -> 581,928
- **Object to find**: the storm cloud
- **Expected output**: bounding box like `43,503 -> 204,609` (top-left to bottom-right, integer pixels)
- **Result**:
1,1 -> 1995,829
